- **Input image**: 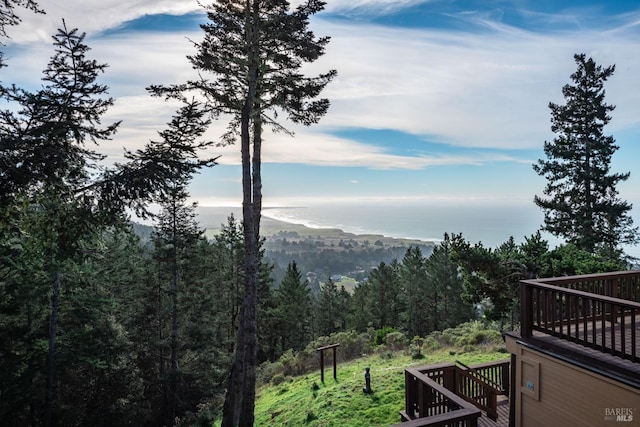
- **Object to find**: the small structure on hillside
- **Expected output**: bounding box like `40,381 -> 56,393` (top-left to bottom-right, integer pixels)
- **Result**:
316,343 -> 340,383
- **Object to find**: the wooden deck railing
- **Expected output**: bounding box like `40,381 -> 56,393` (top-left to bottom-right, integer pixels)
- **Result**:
455,360 -> 510,395
395,365 -> 481,427
521,271 -> 640,363
395,360 -> 509,426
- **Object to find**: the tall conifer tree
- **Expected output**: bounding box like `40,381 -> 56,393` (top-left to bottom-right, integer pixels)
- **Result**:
533,53 -> 638,258
152,188 -> 202,426
0,23 -> 216,425
425,234 -> 472,330
273,261 -> 312,352
400,247 -> 429,337
367,261 -> 402,330
315,277 -> 346,337
149,1 -> 336,424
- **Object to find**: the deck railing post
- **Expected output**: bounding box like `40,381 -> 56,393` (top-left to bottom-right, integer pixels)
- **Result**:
443,365 -> 456,395
520,281 -> 533,337
501,361 -> 510,394
418,381 -> 426,417
610,278 -> 619,323
404,370 -> 413,418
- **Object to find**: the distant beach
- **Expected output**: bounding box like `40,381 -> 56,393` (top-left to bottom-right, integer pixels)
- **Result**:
196,201 -> 640,258
196,199 -> 549,248
197,205 -> 436,247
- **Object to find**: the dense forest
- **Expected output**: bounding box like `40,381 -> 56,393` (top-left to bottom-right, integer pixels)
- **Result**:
1,208 -> 628,426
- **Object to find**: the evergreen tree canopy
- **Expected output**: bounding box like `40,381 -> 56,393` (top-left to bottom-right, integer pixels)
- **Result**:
399,246 -> 429,337
450,234 -> 524,326
424,235 -> 472,331
0,1 -> 43,67
366,260 -> 402,330
315,277 -> 349,337
533,53 -> 638,258
149,2 -> 336,425
0,23 -> 217,427
273,261 -> 312,352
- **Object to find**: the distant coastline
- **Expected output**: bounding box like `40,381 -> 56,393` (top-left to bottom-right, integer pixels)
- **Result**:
197,206 -> 438,248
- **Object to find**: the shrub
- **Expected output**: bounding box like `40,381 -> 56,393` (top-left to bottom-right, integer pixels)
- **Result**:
271,373 -> 286,386
410,336 -> 425,359
412,352 -> 425,360
373,327 -> 396,346
376,349 -> 395,359
305,330 -> 373,362
383,331 -> 408,351
174,402 -> 217,427
256,361 -> 280,385
439,321 -> 503,348
422,336 -> 441,352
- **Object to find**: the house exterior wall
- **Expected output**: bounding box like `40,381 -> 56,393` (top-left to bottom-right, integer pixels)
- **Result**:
505,335 -> 639,427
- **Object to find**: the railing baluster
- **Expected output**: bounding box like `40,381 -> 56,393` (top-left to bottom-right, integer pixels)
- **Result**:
632,309 -> 637,361
551,289 -> 556,335
601,300 -> 606,351
570,294 -> 575,340
610,303 -> 616,356
592,298 -> 597,349
620,308 -> 626,357
572,294 -> 578,340
582,294 -> 588,343
564,292 -> 568,338
535,287 -> 541,327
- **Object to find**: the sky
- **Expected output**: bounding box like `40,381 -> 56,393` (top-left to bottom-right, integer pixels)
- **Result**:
3,0 -> 640,214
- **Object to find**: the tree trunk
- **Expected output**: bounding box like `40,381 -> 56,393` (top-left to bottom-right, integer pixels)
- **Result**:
433,291 -> 439,332
221,1 -> 262,425
167,200 -> 179,426
44,268 -> 60,427
158,272 -> 167,425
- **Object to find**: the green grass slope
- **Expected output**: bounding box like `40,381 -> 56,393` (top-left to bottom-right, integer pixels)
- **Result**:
254,349 -> 508,427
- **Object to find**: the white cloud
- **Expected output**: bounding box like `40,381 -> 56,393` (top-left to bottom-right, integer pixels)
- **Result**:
5,0 -> 199,43
288,0 -> 432,15
3,2 -> 640,171
6,0 -> 430,43
321,0 -> 430,15
310,18 -> 640,150
202,124 -> 532,169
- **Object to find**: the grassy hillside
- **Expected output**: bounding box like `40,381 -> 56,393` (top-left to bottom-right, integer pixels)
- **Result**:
252,348 -> 508,426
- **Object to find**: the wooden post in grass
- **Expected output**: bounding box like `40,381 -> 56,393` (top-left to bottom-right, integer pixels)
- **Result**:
316,343 -> 340,383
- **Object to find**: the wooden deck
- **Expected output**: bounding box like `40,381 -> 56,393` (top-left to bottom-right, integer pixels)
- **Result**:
526,313 -> 640,386
478,397 -> 509,427
520,272 -> 640,387
396,272 -> 640,427
521,272 -> 640,364
395,361 -> 511,427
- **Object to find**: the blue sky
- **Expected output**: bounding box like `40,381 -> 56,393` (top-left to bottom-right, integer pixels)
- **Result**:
3,0 -> 640,214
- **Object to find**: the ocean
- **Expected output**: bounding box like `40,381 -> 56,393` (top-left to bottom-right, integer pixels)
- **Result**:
261,199 -> 551,247
200,199 -> 552,247
198,199 -> 640,258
